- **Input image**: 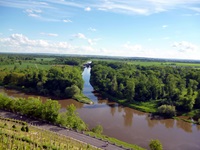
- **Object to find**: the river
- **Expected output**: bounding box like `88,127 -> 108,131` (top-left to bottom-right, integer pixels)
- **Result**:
1,67 -> 200,150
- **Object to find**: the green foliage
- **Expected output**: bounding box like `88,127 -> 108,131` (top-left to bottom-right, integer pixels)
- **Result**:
0,94 -> 88,131
149,139 -> 163,150
0,55 -> 87,101
63,104 -> 87,131
65,85 -> 81,98
41,99 -> 61,122
12,124 -> 16,129
21,126 -> 25,132
91,125 -> 103,134
25,126 -> 29,132
157,105 -> 176,117
90,60 -> 200,114
56,104 -> 87,131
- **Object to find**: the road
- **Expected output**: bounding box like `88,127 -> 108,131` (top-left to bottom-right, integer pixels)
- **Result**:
0,110 -> 130,150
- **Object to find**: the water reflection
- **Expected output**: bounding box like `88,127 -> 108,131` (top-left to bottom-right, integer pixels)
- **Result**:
146,117 -> 160,128
123,108 -> 133,126
108,104 -> 117,116
160,119 -> 174,128
176,120 -> 192,133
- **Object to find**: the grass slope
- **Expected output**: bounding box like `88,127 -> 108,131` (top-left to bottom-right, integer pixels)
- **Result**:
0,117 -> 98,150
86,132 -> 145,150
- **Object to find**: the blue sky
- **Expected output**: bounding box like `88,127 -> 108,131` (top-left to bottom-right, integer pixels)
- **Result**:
0,0 -> 200,59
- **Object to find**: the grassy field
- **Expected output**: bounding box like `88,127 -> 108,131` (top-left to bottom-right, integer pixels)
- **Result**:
0,117 -> 98,150
91,58 -> 200,67
0,63 -> 52,70
35,57 -> 55,62
127,61 -> 200,67
128,100 -> 158,113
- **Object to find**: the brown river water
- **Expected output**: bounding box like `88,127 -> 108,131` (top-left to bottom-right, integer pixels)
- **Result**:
1,67 -> 200,150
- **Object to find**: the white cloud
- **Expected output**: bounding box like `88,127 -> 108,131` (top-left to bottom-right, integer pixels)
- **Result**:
1,34 -> 200,60
9,28 -> 14,32
72,33 -> 100,45
188,7 -> 200,12
25,9 -> 42,18
88,27 -> 97,32
162,25 -> 168,29
40,32 -> 58,37
85,7 -> 91,11
87,39 -> 99,45
1,0 -> 200,19
95,0 -> 200,15
26,9 -> 42,13
63,19 -> 72,23
0,34 -> 72,53
28,13 -> 40,18
73,33 -> 87,39
73,33 -> 101,45
172,41 -> 198,52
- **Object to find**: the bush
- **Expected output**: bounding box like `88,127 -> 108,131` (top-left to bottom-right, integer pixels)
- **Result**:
12,124 -> 16,129
25,126 -> 29,132
157,105 -> 176,117
91,125 -> 103,134
149,139 -> 163,150
21,126 -> 25,132
198,118 -> 200,125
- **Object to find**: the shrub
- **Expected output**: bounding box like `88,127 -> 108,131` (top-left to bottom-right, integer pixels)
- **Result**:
198,118 -> 200,125
91,125 -> 103,134
12,124 -> 16,129
25,126 -> 29,132
149,139 -> 163,150
21,126 -> 25,132
157,105 -> 176,117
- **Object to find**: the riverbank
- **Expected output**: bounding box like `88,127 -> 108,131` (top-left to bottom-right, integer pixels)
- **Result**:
0,109 -> 144,150
98,91 -> 200,124
3,85 -> 93,104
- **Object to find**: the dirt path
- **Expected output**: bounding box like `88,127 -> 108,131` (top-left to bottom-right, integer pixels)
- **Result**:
0,110 -> 129,150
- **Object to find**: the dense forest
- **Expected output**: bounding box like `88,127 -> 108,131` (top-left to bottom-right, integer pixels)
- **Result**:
0,54 -> 91,103
90,61 -> 200,118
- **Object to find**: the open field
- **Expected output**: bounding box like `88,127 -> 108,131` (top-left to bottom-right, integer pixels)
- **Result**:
35,57 -> 55,61
91,58 -> 200,67
0,63 -> 52,70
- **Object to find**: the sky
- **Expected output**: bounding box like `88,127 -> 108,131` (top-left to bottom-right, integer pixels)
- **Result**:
0,0 -> 200,60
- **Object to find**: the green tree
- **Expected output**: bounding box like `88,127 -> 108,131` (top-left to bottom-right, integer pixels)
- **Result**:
65,85 -> 81,98
157,105 -> 176,117
65,104 -> 87,131
149,139 -> 163,150
41,99 -> 61,122
195,90 -> 200,108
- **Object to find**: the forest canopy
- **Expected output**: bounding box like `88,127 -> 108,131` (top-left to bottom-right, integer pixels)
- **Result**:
90,61 -> 200,116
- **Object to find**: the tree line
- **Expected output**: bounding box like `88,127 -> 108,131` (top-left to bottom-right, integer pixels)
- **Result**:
90,61 -> 200,117
0,65 -> 84,99
0,94 -> 87,131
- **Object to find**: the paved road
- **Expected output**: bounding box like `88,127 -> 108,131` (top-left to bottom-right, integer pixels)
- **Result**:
0,110 -> 129,150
